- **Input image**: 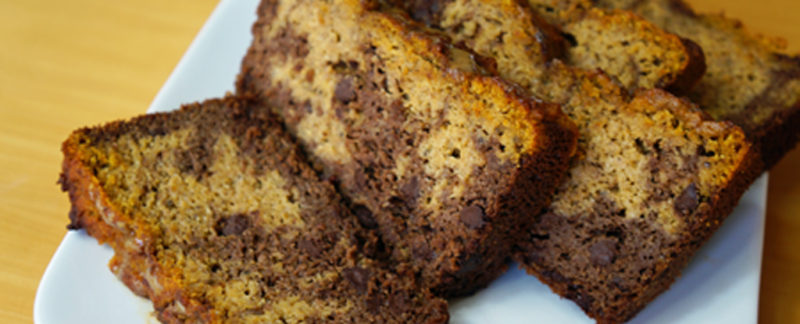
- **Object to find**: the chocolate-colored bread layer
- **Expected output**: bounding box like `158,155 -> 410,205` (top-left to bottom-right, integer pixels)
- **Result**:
598,0 -> 800,169
238,0 -> 578,297
59,96 -> 449,323
391,1 -> 761,322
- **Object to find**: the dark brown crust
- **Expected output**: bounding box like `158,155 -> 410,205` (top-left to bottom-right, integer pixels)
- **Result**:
665,37 -> 706,94
59,96 -> 451,324
732,54 -> 800,169
516,0 -> 571,61
756,98 -> 800,169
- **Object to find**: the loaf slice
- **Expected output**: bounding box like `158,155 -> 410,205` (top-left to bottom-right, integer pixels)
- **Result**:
515,89 -> 760,323
524,0 -> 705,93
596,0 -> 800,169
59,96 -> 449,324
237,0 -> 579,297
391,1 -> 761,322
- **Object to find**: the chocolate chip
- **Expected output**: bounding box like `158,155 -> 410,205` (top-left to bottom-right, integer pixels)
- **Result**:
460,205 -> 486,229
334,77 -> 357,104
353,204 -> 378,229
176,138 -> 214,180
389,290 -> 411,315
216,213 -> 252,236
366,295 -> 382,314
399,176 -> 420,203
589,239 -> 617,267
674,183 -> 699,216
611,276 -> 629,292
342,267 -> 370,293
411,242 -> 433,260
298,238 -> 322,258
455,253 -> 482,276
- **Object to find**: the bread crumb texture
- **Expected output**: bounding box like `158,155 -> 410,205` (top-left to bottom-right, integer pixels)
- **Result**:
239,0 -> 578,296
61,98 -> 449,323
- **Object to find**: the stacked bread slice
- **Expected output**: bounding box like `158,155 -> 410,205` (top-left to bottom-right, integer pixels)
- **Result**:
58,0 -> 798,323
595,0 -> 800,169
237,0 -> 578,297
529,0 -> 800,169
386,0 -> 764,321
60,0 -> 579,322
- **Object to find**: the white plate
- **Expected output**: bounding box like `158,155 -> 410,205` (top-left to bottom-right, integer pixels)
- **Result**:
34,0 -> 767,322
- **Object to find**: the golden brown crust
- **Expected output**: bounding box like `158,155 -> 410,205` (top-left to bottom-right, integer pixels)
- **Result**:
61,123 -> 204,322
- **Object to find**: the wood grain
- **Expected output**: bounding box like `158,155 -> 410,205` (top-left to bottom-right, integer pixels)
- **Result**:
0,1 -> 217,323
0,0 -> 796,323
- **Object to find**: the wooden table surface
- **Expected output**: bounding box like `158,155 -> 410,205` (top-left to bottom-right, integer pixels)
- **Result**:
0,0 -> 797,323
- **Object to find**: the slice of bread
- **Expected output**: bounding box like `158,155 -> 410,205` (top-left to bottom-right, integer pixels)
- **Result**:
237,0 -> 579,297
525,0 -> 706,93
392,1 -> 761,321
597,0 -> 800,169
516,89 -> 760,323
59,96 -> 449,323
